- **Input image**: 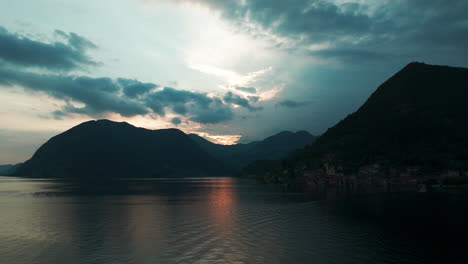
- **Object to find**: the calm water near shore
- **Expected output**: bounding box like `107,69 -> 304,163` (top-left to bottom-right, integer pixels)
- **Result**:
0,177 -> 467,264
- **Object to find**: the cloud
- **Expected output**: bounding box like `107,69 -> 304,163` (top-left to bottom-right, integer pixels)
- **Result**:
145,87 -> 234,123
171,117 -> 182,125
223,92 -> 263,112
50,110 -> 70,120
172,104 -> 188,115
189,97 -> 234,124
118,78 -> 158,98
0,26 -> 97,71
145,87 -> 211,115
0,62 -> 236,124
54,30 -> 97,51
0,26 -> 242,125
277,99 -> 312,108
178,0 -> 468,63
310,48 -> 390,63
188,62 -> 273,87
235,86 -> 257,93
179,0 -> 372,46
0,66 -> 149,117
248,96 -> 260,103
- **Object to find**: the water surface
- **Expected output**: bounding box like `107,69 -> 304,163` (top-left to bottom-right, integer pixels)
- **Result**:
0,177 -> 467,264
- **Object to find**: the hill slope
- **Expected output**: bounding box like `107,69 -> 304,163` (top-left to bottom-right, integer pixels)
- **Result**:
0,164 -> 20,176
292,62 -> 468,173
189,131 -> 316,169
14,120 -> 226,178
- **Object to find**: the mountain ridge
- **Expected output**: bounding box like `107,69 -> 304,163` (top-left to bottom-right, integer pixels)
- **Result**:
282,62 -> 468,179
12,120 -> 315,178
13,120 -> 226,178
189,130 -> 316,169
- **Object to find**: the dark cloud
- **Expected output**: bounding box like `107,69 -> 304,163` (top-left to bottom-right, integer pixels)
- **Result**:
311,48 -> 390,63
189,97 -> 233,124
235,86 -> 257,93
145,87 -> 211,114
171,117 -> 182,125
118,78 -> 158,98
248,96 -> 260,103
223,92 -> 263,111
0,63 -> 235,123
182,0 -> 372,50
277,99 -> 312,108
145,87 -> 233,123
172,104 -> 188,115
54,30 -> 97,51
0,26 -> 97,70
0,25 -> 239,124
182,0 -> 468,63
0,66 -> 148,117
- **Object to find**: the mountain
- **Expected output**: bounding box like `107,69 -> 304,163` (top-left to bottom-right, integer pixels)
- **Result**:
189,130 -> 316,169
0,165 -> 13,175
0,164 -> 21,176
290,62 -> 468,174
13,120 -> 226,179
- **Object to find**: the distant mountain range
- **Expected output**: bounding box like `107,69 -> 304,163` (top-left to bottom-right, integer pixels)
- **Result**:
286,62 -> 468,176
9,120 -> 315,178
189,130 -> 315,169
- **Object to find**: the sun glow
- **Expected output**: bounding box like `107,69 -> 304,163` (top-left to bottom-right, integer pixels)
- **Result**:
192,132 -> 242,145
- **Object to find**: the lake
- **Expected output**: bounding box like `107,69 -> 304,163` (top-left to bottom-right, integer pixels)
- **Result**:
0,177 -> 467,264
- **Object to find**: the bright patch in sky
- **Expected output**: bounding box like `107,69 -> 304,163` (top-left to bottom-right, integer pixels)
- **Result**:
192,132 -> 242,145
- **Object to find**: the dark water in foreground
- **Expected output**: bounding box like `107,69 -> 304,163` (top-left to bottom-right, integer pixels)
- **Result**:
0,177 -> 467,264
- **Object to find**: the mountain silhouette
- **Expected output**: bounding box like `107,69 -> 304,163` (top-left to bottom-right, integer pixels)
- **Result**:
189,130 -> 316,169
291,62 -> 468,173
13,120 -> 227,178
12,120 -> 315,178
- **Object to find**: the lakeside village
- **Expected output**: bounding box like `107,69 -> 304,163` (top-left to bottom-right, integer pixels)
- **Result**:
251,158 -> 468,191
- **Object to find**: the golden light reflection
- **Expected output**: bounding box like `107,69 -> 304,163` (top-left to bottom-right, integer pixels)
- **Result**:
206,178 -> 236,227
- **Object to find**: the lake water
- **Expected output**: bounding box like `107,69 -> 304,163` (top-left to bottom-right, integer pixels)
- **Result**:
0,177 -> 467,264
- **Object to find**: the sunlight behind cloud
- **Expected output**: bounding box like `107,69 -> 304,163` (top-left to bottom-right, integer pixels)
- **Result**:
183,7 -> 257,68
188,63 -> 272,87
192,132 -> 241,145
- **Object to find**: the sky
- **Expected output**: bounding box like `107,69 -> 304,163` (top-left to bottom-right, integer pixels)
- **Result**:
1,0 -> 468,164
